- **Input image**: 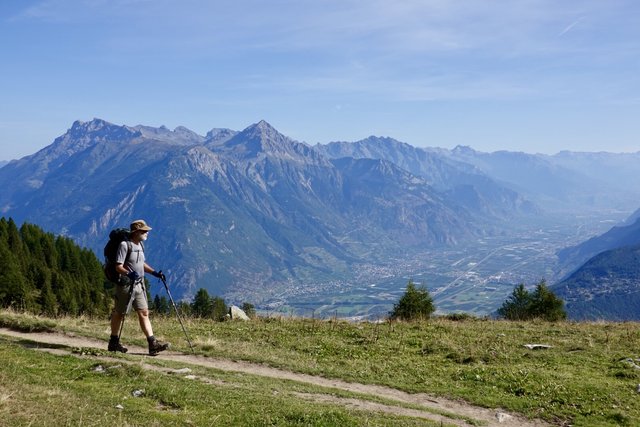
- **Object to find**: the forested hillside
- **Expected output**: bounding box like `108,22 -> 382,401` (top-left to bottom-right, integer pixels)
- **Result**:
0,217 -> 111,316
553,244 -> 640,320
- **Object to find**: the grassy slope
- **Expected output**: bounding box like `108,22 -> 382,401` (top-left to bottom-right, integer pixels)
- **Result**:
2,310 -> 640,426
0,341 -> 447,427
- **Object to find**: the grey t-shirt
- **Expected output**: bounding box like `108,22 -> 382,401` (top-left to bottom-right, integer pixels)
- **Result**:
116,241 -> 145,278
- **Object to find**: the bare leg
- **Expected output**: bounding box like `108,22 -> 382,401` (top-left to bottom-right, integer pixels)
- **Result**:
137,309 -> 154,338
110,312 -> 124,336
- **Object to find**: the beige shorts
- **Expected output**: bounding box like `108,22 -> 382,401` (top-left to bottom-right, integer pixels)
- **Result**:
113,280 -> 148,314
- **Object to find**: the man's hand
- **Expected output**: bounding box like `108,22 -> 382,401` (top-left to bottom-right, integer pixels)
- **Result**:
127,271 -> 140,281
151,270 -> 166,281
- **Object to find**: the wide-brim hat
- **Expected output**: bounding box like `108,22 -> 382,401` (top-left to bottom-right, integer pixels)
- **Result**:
130,219 -> 152,232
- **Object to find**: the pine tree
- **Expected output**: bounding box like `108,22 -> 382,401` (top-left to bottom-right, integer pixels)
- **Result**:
40,280 -> 58,317
530,280 -> 567,321
153,295 -> 170,316
0,244 -> 28,309
498,280 -> 566,321
211,296 -> 228,321
390,280 -> 435,321
191,288 -> 213,317
497,284 -> 531,320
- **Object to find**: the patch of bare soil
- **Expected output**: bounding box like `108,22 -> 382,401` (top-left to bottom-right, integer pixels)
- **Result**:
0,328 -> 551,427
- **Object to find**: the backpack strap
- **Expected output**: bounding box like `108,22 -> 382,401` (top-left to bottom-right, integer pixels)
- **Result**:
124,240 -> 144,265
125,240 -> 133,267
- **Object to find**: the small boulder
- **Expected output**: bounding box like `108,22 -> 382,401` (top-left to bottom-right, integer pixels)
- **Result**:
229,305 -> 250,321
523,344 -> 552,350
496,412 -> 513,423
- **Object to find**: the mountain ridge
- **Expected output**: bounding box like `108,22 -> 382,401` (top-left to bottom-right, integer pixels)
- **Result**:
3,117 -> 640,317
0,118 -> 494,302
553,243 -> 640,320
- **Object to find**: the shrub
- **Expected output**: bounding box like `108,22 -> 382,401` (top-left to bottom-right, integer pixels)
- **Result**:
498,280 -> 566,321
529,280 -> 567,321
389,280 -> 435,321
242,302 -> 256,318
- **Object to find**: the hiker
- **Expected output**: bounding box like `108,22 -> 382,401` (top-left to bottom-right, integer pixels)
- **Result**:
108,219 -> 170,355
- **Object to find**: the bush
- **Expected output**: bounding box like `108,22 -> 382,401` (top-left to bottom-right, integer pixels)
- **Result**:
442,312 -> 478,322
242,302 -> 256,318
190,288 -> 228,321
389,280 -> 435,321
498,280 -> 566,321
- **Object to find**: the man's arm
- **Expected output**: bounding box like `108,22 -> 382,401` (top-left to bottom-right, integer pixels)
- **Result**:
115,263 -> 130,275
145,263 -> 165,280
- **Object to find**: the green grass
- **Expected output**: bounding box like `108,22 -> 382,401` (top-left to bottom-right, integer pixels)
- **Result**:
3,310 -> 640,426
0,337 -> 445,427
0,309 -> 57,332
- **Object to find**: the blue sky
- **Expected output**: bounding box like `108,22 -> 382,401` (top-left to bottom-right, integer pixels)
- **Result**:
1,0 -> 639,160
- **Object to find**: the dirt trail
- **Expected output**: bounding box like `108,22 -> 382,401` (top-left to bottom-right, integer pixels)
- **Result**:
0,328 -> 551,427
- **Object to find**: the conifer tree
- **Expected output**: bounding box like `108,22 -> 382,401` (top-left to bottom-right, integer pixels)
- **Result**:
390,280 -> 435,321
211,296 -> 228,321
497,284 -> 531,320
0,244 -> 28,309
153,295 -> 170,316
192,288 -> 213,317
530,280 -> 567,321
40,280 -> 58,317
0,218 -> 112,316
498,280 -> 566,321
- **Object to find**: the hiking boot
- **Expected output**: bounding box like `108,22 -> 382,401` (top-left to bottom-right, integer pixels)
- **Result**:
108,340 -> 128,353
148,338 -> 170,356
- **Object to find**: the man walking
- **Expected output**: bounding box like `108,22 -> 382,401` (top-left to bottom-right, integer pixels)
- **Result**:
108,219 -> 170,355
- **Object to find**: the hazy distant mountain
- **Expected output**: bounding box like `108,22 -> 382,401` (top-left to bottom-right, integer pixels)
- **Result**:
624,208 -> 640,225
552,150 -> 640,192
316,137 -> 538,218
557,216 -> 640,278
444,146 -> 640,212
0,119 -> 488,301
330,156 -> 478,246
553,244 -> 640,320
0,160 -> 7,169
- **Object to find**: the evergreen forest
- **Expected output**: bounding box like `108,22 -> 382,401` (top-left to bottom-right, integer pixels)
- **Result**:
0,217 -> 112,316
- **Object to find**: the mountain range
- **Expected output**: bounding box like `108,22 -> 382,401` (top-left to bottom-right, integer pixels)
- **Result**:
2,118 -> 640,316
0,119 -> 511,302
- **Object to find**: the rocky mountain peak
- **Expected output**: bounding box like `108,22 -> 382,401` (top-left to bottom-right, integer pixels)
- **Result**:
217,120 -> 316,163
67,118 -> 139,140
70,118 -> 107,132
452,145 -> 477,155
205,128 -> 237,147
361,136 -> 403,146
242,120 -> 283,141
30,118 -> 140,167
129,124 -> 203,145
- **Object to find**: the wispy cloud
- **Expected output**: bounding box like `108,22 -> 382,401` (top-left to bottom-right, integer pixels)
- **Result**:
558,17 -> 584,37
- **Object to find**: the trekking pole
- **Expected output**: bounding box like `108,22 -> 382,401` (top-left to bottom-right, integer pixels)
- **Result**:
117,280 -> 137,342
160,277 -> 195,353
